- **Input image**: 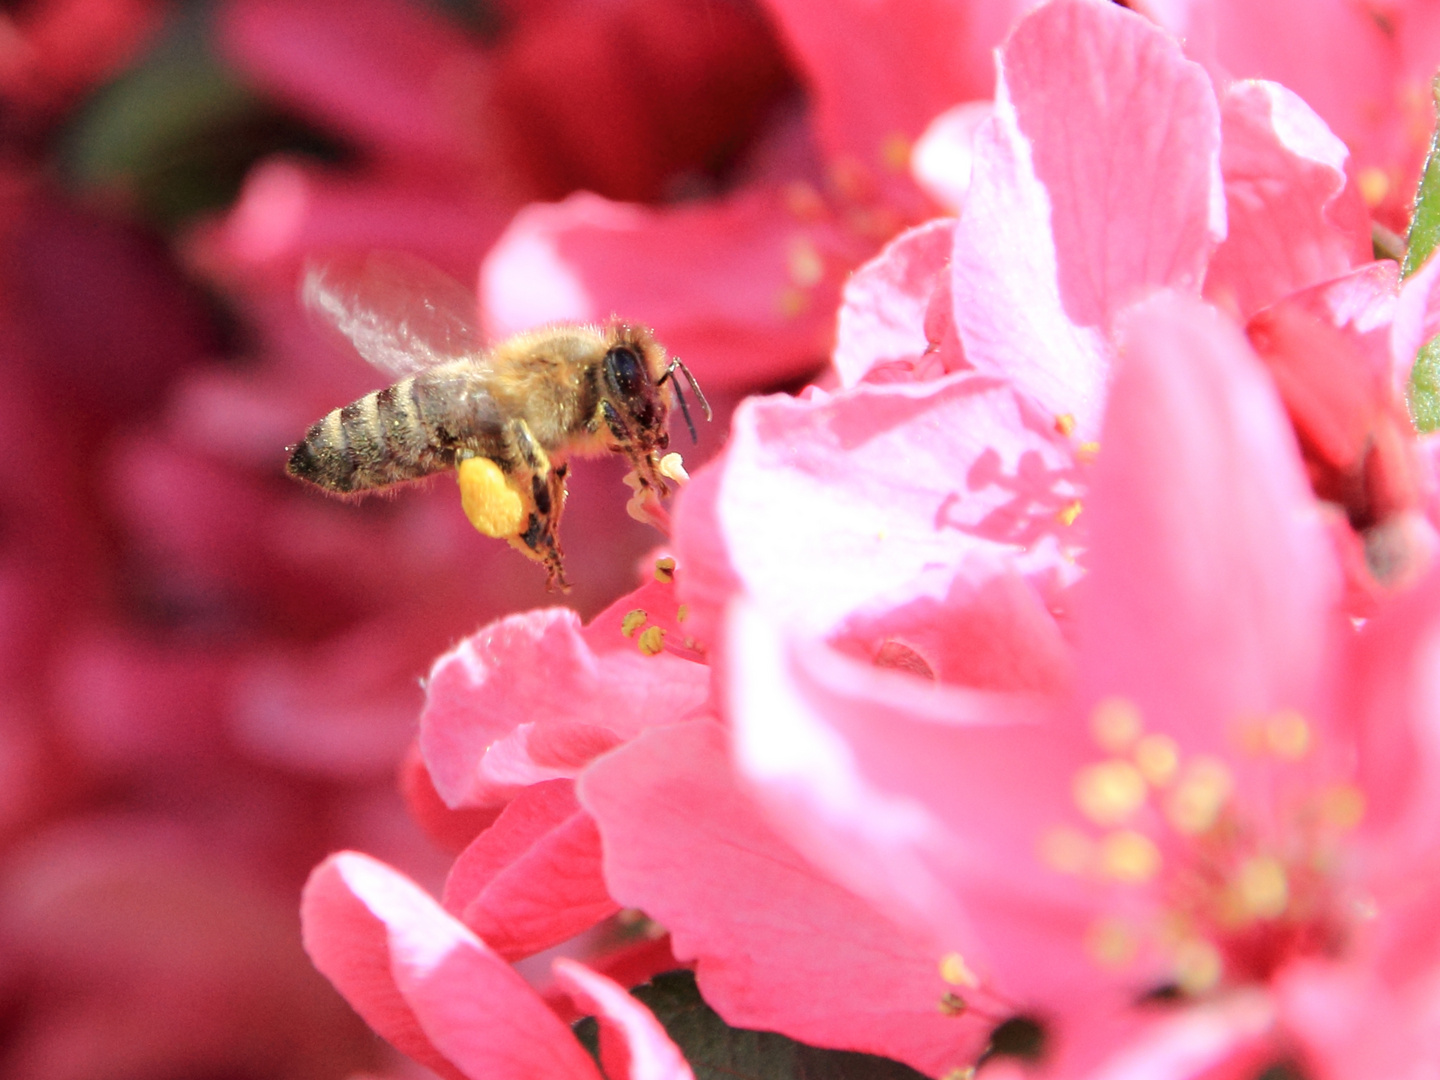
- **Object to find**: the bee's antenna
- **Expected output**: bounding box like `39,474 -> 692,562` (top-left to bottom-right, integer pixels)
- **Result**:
658,359 -> 712,445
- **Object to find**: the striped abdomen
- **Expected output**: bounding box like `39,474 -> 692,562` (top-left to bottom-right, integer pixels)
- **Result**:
287,376 -> 457,494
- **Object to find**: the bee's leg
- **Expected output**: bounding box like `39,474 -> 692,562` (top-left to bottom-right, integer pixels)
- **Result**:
505,419 -> 569,590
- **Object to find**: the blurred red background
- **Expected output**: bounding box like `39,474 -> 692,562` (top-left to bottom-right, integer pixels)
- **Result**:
0,1 -> 805,1075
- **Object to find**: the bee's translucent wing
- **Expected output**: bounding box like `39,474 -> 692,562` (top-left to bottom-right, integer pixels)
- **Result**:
302,251 -> 484,378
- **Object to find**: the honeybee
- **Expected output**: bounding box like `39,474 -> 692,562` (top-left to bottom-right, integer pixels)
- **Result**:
285,253 -> 708,590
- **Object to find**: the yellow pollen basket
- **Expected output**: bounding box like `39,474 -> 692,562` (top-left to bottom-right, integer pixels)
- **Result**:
457,457 -> 525,539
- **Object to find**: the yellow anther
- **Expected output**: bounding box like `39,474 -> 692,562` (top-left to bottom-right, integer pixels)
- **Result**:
457,457 -> 525,539
937,992 -> 968,1017
654,556 -> 677,583
1074,759 -> 1148,825
620,609 -> 648,638
1056,500 -> 1083,526
1165,757 -> 1233,835
637,625 -> 666,656
1265,710 -> 1311,759
1085,918 -> 1138,968
1098,829 -> 1161,883
1319,783 -> 1365,830
1054,413 -> 1077,437
658,453 -> 689,483
941,1069 -> 976,1080
1077,441 -> 1101,465
828,156 -> 871,201
777,286 -> 809,319
1235,855 -> 1288,920
939,952 -> 979,988
1356,166 -> 1389,208
1038,826 -> 1093,875
783,181 -> 825,221
1173,938 -> 1223,995
881,132 -> 912,171
1234,715 -> 1268,755
676,604 -> 689,623
1091,697 -> 1143,751
1134,733 -> 1179,786
788,237 -> 825,288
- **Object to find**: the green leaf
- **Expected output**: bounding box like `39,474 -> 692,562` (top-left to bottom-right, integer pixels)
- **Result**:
1408,336 -> 1440,433
59,7 -> 346,229
1403,74 -> 1440,280
573,971 -> 931,1080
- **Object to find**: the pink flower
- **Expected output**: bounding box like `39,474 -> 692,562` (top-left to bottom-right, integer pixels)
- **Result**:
478,0 -> 1036,392
394,5 -> 1440,1076
302,849 -> 694,1080
715,288 -> 1440,1077
1145,0 -> 1440,235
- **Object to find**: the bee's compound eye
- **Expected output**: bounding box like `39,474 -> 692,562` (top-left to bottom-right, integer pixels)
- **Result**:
604,347 -> 645,399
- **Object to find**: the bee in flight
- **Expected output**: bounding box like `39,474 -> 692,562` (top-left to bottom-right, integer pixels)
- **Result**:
285,252 -> 709,590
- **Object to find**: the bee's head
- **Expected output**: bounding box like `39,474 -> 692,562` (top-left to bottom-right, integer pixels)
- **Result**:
598,333 -> 669,453
595,323 -> 710,495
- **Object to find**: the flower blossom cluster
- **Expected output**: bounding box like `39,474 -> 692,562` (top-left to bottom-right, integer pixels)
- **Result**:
304,2 -> 1440,1080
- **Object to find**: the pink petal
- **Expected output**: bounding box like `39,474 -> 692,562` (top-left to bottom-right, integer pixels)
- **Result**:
832,218 -> 964,388
683,374 -> 1081,640
1244,263 -> 1418,552
1081,293 -> 1338,750
303,851 -> 603,1080
578,719 -> 990,1077
1339,568 -> 1440,869
723,600 -> 1131,1015
1391,250 -> 1440,391
479,189 -> 866,391
201,158 -> 510,279
1197,0 -> 1404,226
399,741 -> 503,855
1245,263 -> 1398,473
828,561 -> 1072,693
1274,960 -> 1440,1080
552,959 -> 694,1080
301,855 -> 471,1080
442,780 -> 618,960
1063,993 -> 1276,1080
420,607 -> 708,808
756,0 -> 1026,219
1204,80 -> 1370,320
484,0 -> 791,204
911,102 -> 994,215
952,0 -> 1224,438
218,0 -> 489,171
